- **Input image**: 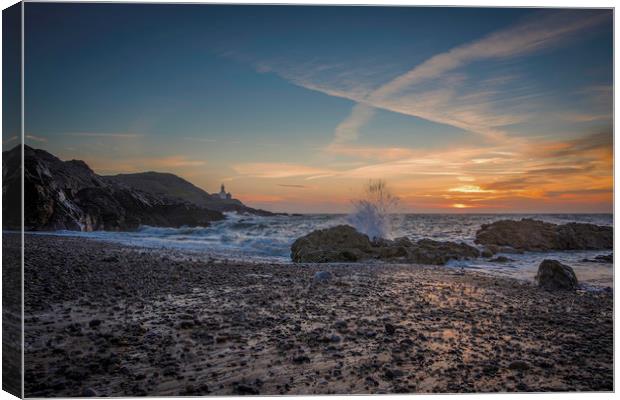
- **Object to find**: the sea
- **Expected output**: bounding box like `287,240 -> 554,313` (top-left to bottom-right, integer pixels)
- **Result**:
31,213 -> 614,289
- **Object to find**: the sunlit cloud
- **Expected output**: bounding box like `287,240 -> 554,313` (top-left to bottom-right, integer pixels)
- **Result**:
278,184 -> 308,188
155,156 -> 206,167
232,163 -> 334,179
85,155 -> 206,174
448,185 -> 496,193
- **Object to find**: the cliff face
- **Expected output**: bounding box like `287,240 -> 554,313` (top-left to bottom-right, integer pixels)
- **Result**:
2,145 -> 231,231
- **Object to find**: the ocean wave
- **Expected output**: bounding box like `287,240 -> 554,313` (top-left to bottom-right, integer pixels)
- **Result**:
29,213 -> 613,287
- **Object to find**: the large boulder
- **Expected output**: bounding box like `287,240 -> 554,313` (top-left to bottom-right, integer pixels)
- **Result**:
291,225 -> 479,265
475,218 -> 612,251
291,225 -> 373,263
536,259 -> 578,290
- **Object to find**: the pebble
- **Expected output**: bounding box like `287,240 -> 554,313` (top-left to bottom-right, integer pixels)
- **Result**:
313,271 -> 333,283
82,387 -> 99,397
508,360 -> 531,371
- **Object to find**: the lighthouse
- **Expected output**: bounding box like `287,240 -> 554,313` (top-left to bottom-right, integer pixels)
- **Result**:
218,184 -> 232,200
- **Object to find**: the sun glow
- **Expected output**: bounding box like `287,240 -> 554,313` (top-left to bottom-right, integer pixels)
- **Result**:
448,185 -> 495,193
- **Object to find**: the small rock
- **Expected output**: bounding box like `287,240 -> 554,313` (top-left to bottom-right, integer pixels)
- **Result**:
292,355 -> 311,364
481,248 -> 494,258
313,271 -> 332,283
329,334 -> 341,343
508,360 -> 530,371
383,368 -> 404,380
233,384 -> 259,395
82,387 -> 99,397
89,319 -> 102,328
334,320 -> 348,331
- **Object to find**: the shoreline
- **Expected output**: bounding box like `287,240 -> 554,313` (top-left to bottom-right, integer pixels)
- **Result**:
12,233 -> 613,395
21,229 -> 614,290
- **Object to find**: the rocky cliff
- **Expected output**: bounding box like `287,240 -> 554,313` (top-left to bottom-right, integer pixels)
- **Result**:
2,145 -> 270,231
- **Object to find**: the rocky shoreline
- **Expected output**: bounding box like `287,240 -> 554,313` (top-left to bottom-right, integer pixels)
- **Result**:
16,233 -> 613,396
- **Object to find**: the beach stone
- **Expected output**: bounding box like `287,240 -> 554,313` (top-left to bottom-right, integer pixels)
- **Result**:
508,360 -> 531,371
481,248 -> 494,258
475,218 -> 612,251
89,319 -> 102,328
233,384 -> 259,395
292,355 -> 311,364
334,320 -> 348,330
313,271 -> 333,283
536,260 -> 578,290
82,387 -> 99,397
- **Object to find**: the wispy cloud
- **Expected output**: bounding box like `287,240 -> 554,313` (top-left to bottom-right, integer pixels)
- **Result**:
25,134 -> 48,143
366,12 -> 607,101
85,155 -> 206,174
183,137 -> 218,143
232,163 -> 334,179
278,184 -> 308,188
264,11 -> 608,147
155,156 -> 206,168
64,132 -> 145,139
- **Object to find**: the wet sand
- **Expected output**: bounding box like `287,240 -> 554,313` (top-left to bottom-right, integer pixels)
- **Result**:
13,234 -> 612,396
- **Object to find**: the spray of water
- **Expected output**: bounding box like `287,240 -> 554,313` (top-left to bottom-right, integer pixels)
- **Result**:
347,180 -> 399,240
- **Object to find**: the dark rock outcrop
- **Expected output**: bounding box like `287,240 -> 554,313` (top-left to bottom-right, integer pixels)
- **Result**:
291,225 -> 373,263
556,223 -> 613,250
536,259 -> 578,290
3,145 -> 232,231
475,218 -> 612,251
404,238 -> 479,265
291,225 -> 479,265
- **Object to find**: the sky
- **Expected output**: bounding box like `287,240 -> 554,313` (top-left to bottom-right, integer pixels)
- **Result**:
9,4 -> 613,213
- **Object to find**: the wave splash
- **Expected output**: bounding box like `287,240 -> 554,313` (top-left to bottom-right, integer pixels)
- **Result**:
347,180 -> 400,240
